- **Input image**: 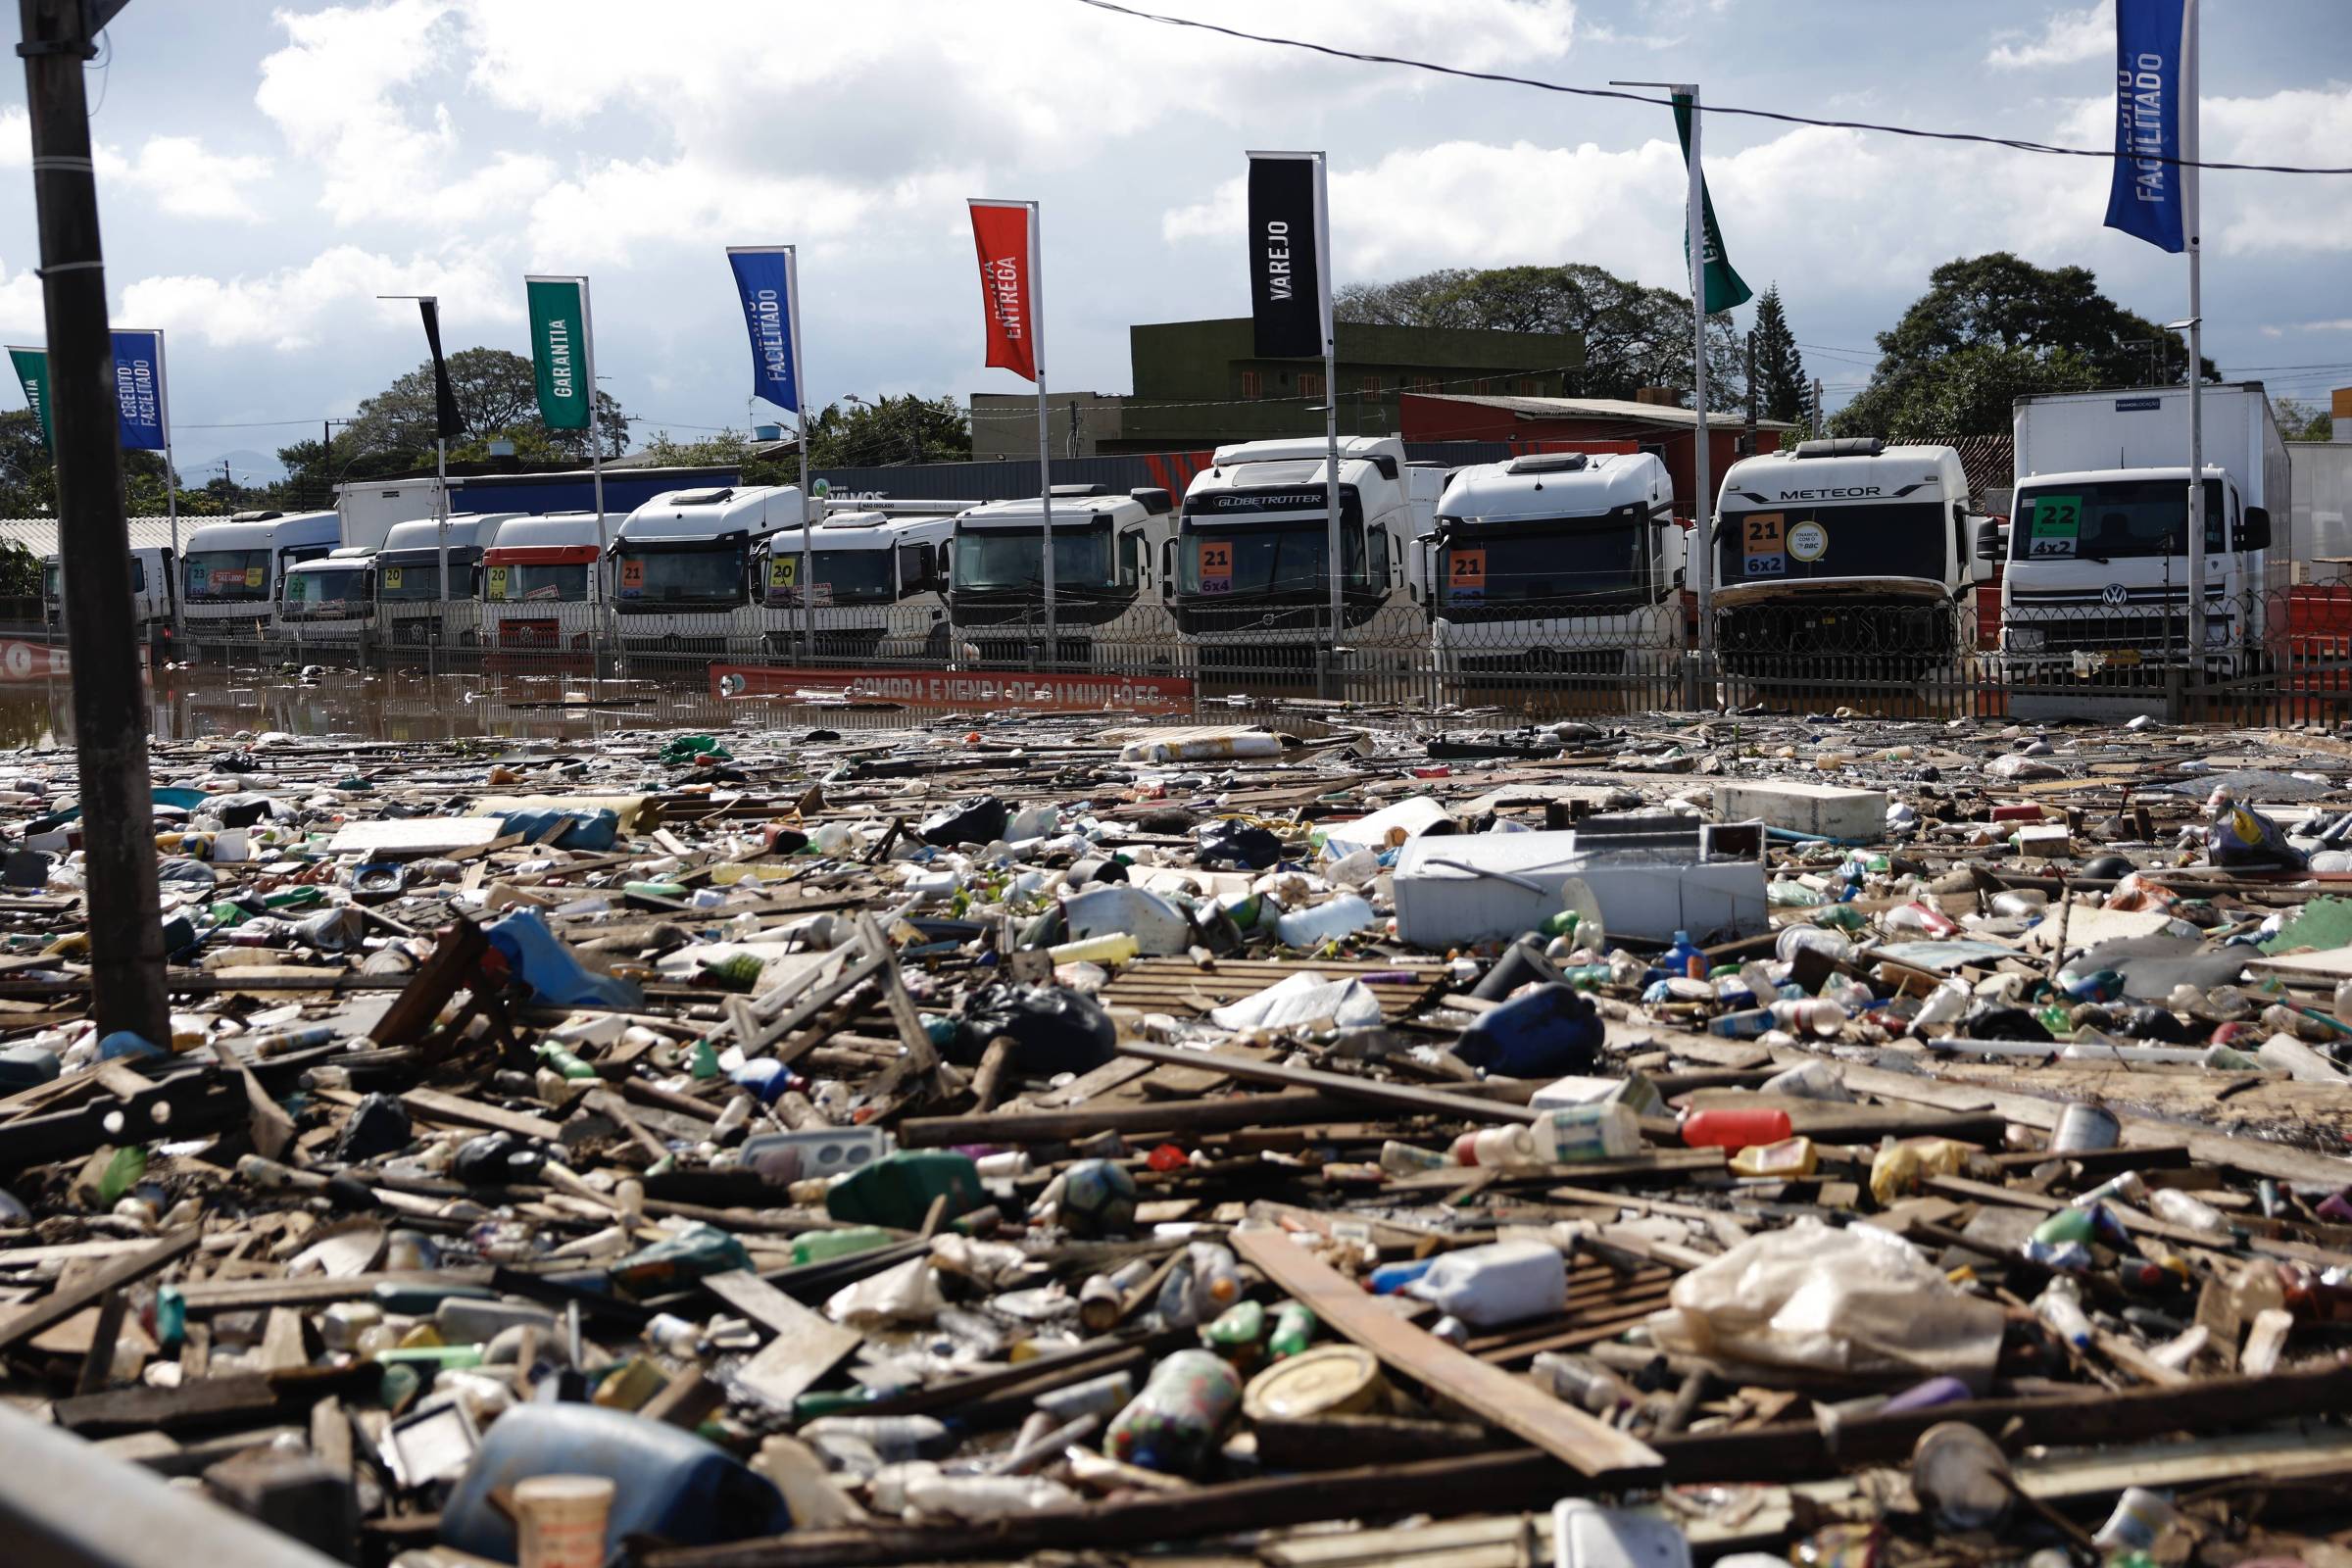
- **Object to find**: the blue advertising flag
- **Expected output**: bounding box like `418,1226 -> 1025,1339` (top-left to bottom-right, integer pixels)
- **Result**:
2104,0 -> 2193,254
726,247 -> 799,415
108,328 -> 169,451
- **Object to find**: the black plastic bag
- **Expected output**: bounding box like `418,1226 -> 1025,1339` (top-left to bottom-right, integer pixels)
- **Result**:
921,795 -> 1009,847
1198,821 -> 1282,870
956,983 -> 1117,1075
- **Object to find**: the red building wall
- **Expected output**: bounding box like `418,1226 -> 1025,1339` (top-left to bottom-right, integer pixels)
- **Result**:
1401,394 -> 1756,518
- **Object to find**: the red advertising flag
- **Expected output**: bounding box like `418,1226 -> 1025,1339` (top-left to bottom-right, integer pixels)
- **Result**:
968,199 -> 1038,382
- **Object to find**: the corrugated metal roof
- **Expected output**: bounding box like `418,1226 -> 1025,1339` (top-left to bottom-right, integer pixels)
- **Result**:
0,515 -> 185,559
1407,392 -> 1795,430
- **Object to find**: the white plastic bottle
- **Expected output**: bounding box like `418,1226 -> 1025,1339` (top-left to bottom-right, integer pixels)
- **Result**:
1273,893 -> 1376,950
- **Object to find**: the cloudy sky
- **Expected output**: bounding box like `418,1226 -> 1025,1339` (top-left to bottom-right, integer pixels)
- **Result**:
0,0 -> 2347,479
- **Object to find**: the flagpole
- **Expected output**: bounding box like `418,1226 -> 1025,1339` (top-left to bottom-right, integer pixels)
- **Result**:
2182,0 -> 2206,663
158,328 -> 179,641
1031,200 -> 1055,669
579,275 -> 609,592
1684,89 -> 1713,671
1315,152 -> 1342,655
785,246 -> 814,662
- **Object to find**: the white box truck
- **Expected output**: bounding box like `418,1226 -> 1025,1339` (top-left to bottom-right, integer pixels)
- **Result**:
2000,383 -> 2291,677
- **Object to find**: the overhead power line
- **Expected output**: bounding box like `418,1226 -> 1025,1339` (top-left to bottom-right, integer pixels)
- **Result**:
1070,0 -> 2352,175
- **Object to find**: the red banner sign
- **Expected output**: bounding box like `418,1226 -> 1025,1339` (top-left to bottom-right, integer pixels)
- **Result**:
0,639 -> 69,680
968,199 -> 1038,382
711,663 -> 1193,715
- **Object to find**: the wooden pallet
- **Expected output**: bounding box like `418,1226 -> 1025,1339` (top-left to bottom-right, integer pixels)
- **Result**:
1101,956 -> 1449,1023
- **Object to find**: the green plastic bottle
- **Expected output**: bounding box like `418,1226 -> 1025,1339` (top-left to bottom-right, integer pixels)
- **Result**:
825,1151 -> 987,1230
1269,1301 -> 1317,1359
535,1042 -> 598,1081
1202,1299 -> 1264,1351
789,1226 -> 898,1266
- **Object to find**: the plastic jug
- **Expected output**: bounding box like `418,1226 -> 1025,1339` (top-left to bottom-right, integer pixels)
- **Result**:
1661,931 -> 1706,980
1403,1240 -> 1566,1327
1452,983 -> 1602,1078
1533,1102 -> 1642,1163
825,1151 -> 988,1230
439,1402 -> 790,1562
1103,1348 -> 1242,1475
1273,893 -> 1376,950
1064,884 -> 1192,957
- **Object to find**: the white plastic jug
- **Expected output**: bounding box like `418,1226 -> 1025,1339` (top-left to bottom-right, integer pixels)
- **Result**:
1404,1240 -> 1565,1328
1273,893 -> 1376,950
1064,884 -> 1192,956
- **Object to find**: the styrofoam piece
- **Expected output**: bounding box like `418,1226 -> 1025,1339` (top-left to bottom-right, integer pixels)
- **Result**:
1392,823 -> 1768,947
1710,781 -> 1886,841
1321,797 -> 1457,858
1552,1499 -> 1691,1568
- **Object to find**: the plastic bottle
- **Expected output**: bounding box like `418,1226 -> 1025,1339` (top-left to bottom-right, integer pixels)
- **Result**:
1103,1348 -> 1242,1475
1775,925 -> 1851,965
2335,977 -> 2352,1028
1451,982 -> 1602,1078
1912,978 -> 1972,1033
2148,1187 -> 2233,1238
1729,1136 -> 1818,1178
1760,1060 -> 1851,1102
1662,931 -> 1706,980
1378,1140 -> 1448,1175
1533,1102 -> 1643,1163
1770,998 -> 1847,1038
1191,1243 -> 1244,1312
1403,1240 -> 1567,1327
1450,1124 -> 1539,1168
1532,1350 -> 1641,1414
1273,893 -> 1376,951
1880,901 -> 1957,939
2034,1277 -> 2094,1350
1269,1301 -> 1316,1360
1768,878 -> 1827,908
1680,1106 -> 1793,1151
536,1041 -> 600,1081
1046,932 -> 1140,966
1706,1008 -> 1773,1039
2072,1171 -> 2149,1208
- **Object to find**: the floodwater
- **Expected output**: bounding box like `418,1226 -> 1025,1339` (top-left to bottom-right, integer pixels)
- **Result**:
0,659 -> 937,749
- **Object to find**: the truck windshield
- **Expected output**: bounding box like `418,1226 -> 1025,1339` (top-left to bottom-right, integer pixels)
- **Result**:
282,568 -> 368,612
1179,523 -> 1366,596
615,544 -> 744,604
953,525 -> 1114,591
40,564 -> 57,603
374,553 -> 464,601
1440,517 -> 1646,608
766,549 -> 896,606
487,563 -> 589,603
185,550 -> 270,601
2011,479 -> 2227,562
1717,502 -> 1950,585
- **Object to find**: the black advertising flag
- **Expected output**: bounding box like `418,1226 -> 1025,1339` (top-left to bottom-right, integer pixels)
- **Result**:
419,299 -> 463,441
1247,153 -> 1326,360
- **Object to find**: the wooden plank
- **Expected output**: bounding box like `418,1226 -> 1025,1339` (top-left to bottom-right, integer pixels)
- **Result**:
1113,1042 -> 1540,1129
174,1269 -> 490,1312
401,1087 -> 564,1142
1230,1229 -> 1661,1479
706,1268 -> 861,1410
0,1226 -> 200,1352
325,816 -> 508,858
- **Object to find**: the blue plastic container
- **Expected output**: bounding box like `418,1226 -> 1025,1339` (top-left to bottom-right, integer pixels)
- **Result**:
1451,982 -> 1602,1077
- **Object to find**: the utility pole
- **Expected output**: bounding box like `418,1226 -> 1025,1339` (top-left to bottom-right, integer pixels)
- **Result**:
19,0 -> 168,1046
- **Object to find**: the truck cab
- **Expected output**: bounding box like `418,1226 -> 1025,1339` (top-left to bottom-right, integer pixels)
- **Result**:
180,511 -> 340,645
610,484 -> 806,660
43,546 -> 177,642
1167,435 -> 1442,672
272,546 -> 375,645
480,511 -> 607,652
757,504 -> 959,662
371,513 -> 520,648
1430,452 -> 1682,682
950,486 -> 1173,667
2000,384 -> 2291,680
1711,439 -> 1985,678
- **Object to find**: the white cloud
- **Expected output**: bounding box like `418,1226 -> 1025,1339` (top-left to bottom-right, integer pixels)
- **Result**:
0,256 -> 46,337
1986,3 -> 2110,70
118,245 -> 518,351
1,105 -> 272,221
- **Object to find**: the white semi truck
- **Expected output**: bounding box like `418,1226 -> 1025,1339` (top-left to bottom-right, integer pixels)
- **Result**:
1168,436 -> 1443,674
609,484 -> 807,661
1429,451 -> 1682,681
949,486 -> 1174,667
1711,439 -> 1988,678
2000,383 -> 2290,678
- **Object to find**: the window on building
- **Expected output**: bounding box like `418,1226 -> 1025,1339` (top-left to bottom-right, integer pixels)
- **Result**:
1299,372 -> 1324,400
1515,377 -> 1541,395
1359,375 -> 1381,396
1409,375 -> 1439,395
1475,378 -> 1498,394
1240,370 -> 1263,399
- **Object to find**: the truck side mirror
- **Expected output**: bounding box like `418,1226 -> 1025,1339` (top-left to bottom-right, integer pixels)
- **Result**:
2242,506 -> 2272,552
1975,517 -> 2007,563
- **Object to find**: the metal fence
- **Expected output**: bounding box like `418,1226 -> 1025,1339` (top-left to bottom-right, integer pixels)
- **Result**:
77,587 -> 2352,729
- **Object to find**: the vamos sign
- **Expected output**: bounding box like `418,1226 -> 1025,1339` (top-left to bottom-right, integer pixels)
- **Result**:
710,664 -> 1194,716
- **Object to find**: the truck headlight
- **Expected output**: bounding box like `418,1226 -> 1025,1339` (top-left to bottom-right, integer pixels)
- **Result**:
2007,626 -> 2044,651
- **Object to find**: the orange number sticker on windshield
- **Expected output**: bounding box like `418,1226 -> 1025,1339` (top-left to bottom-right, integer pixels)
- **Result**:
1742,514 -> 1786,555
1450,548 -> 1487,601
1199,538 -> 1233,594
484,565 -> 508,601
619,558 -> 645,595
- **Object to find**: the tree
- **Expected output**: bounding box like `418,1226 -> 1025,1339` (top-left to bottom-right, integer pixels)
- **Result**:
342,347 -> 631,466
1335,262 -> 1744,406
2276,397 -> 2335,442
1835,252 -> 2218,438
1748,284 -> 1807,424
1835,343 -> 2101,441
633,396 -> 973,488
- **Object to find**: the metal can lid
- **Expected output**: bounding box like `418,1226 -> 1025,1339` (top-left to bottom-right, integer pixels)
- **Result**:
1241,1344 -> 1384,1422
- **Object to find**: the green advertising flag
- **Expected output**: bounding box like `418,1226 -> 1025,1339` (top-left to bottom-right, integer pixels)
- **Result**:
525,275 -> 592,432
1672,95 -> 1753,315
7,347 -> 52,448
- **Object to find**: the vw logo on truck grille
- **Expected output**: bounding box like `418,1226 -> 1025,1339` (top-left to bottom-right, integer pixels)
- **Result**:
2101,583 -> 2130,607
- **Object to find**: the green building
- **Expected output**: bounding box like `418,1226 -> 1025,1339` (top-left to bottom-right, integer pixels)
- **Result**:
1117,317 -> 1583,451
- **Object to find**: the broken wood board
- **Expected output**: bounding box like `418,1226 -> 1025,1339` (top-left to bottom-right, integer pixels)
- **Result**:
1232,1228 -> 1661,1478
325,816 -> 511,858
707,1269 -> 860,1409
